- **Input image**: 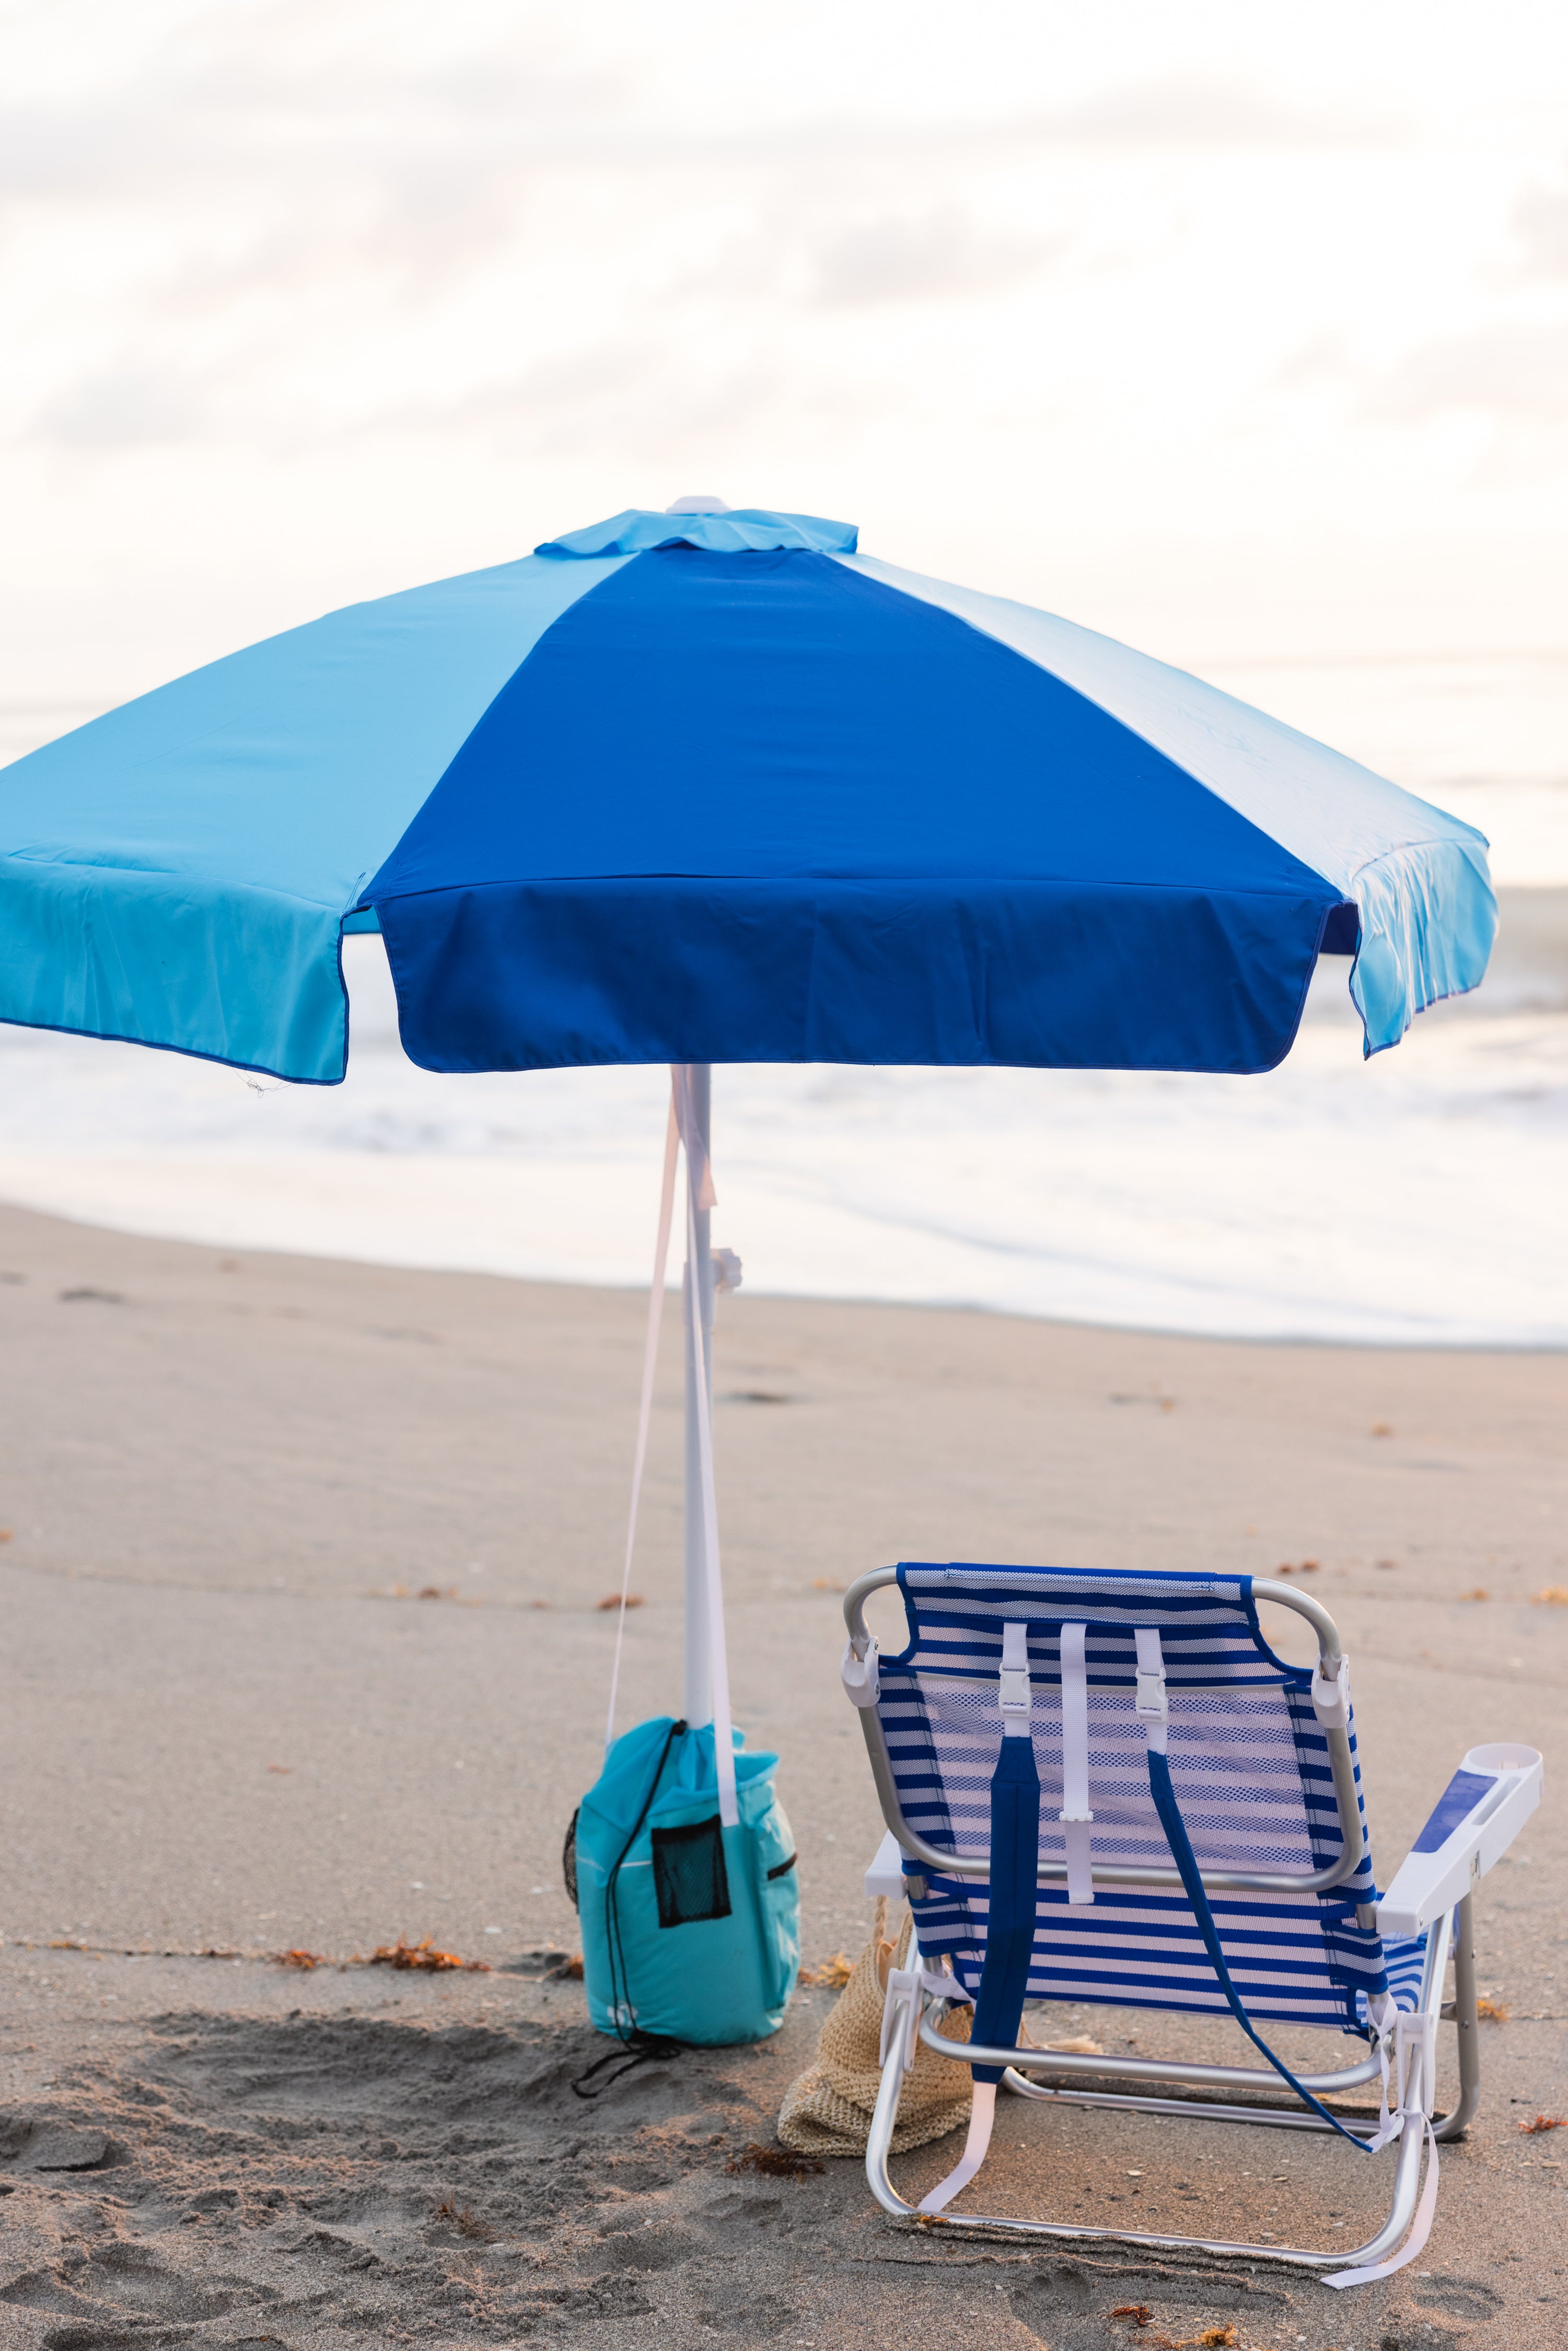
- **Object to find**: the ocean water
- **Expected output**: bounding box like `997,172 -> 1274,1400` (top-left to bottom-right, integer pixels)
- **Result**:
0,897 -> 1562,1348
0,666 -> 1564,1347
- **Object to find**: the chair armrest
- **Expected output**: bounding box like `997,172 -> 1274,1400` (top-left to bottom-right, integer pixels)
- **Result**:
1377,1742 -> 1542,1938
864,1828 -> 908,1902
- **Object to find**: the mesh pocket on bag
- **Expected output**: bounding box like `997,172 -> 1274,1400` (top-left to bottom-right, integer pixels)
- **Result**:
562,1805 -> 579,1911
651,1815 -> 731,1928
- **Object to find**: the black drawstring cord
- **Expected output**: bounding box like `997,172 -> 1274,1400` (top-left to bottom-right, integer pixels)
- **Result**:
570,2029 -> 687,2098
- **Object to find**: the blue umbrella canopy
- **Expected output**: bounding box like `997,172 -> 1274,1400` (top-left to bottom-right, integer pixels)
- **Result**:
0,503 -> 1495,1085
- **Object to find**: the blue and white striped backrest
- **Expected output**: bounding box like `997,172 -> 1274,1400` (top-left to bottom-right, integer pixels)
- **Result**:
880,1564 -> 1410,2031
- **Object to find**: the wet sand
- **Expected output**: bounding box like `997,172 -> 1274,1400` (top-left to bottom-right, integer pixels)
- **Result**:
0,1198 -> 1565,2347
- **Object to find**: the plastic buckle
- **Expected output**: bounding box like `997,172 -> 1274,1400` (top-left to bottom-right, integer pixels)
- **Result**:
998,1665 -> 1031,1717
1134,1665 -> 1167,1721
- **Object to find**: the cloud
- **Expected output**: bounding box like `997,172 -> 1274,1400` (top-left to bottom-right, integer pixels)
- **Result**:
808,209 -> 1060,308
0,19 -> 639,273
1362,321 -> 1568,425
1029,76 -> 1405,151
347,331 -> 891,467
1513,176 -> 1568,280
30,367 -> 203,450
0,43 -> 1401,237
1269,331 -> 1355,392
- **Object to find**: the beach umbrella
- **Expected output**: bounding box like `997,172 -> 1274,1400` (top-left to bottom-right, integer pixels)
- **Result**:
0,499 -> 1496,1818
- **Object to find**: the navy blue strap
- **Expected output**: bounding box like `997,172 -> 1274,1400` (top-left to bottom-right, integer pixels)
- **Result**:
1145,1747 -> 1374,2151
970,1735 -> 1041,2085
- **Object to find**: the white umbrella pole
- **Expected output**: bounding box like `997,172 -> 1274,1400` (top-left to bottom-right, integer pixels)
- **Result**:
681,1062 -> 716,1727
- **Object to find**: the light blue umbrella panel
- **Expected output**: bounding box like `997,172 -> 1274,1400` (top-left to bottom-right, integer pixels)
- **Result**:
0,505 -> 1495,1085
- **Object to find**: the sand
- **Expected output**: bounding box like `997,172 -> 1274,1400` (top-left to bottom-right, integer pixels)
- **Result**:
0,1196 -> 1565,2348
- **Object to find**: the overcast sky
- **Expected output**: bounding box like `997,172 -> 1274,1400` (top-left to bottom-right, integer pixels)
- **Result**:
4,0 -> 1568,770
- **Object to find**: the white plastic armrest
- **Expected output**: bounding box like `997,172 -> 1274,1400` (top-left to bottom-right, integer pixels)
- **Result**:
864,1828 -> 908,1902
1377,1742 -> 1543,1938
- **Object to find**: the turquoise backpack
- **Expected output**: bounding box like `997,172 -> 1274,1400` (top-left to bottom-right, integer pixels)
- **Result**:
567,1716 -> 799,2065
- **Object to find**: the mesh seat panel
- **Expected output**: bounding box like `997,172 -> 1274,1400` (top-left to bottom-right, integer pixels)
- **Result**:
881,1563 -> 1419,2034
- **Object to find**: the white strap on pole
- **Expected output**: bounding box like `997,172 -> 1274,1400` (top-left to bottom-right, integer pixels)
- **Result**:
1058,1620 -> 1094,1905
678,1062 -> 718,1213
603,1089 -> 680,1755
674,1068 -> 738,1830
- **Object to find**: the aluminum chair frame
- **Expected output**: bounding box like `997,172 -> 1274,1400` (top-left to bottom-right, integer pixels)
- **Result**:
844,1568 -> 1499,2271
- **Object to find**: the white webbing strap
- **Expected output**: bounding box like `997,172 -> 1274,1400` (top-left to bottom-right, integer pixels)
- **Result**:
1058,1621 -> 1094,1904
917,2082 -> 996,2215
1358,2001 -> 1434,2155
673,1065 -> 738,1830
1360,1988 -> 1402,2154
1325,2008 -> 1440,2288
603,1091 -> 680,1755
1322,2122 -> 1438,2289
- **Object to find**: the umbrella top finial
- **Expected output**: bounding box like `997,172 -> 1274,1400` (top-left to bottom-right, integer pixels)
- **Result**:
535,506 -> 858,557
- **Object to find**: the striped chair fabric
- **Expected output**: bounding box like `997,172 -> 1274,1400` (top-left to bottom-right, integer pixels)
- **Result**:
884,1563 -> 1425,2034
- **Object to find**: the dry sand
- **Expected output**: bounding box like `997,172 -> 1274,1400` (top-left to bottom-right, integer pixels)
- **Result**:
0,1198 -> 1565,2349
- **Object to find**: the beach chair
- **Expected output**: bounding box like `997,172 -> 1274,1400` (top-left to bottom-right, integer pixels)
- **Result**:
840,1563 -> 1541,2283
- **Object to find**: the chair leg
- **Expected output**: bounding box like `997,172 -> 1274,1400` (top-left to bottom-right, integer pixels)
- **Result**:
866,2018 -> 1431,2269
864,2001 -> 917,2219
1435,1895 -> 1480,2144
865,1960 -> 1441,2274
